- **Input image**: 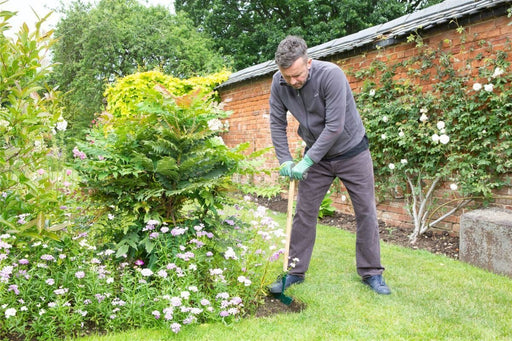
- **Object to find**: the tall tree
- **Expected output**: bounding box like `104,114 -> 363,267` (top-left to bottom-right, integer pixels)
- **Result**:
175,0 -> 443,70
50,0 -> 229,141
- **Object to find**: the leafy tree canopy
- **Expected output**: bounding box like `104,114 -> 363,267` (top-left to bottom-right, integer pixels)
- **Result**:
175,0 -> 443,70
50,0 -> 229,141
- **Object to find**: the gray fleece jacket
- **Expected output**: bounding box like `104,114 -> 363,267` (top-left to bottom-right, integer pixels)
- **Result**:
269,60 -> 366,164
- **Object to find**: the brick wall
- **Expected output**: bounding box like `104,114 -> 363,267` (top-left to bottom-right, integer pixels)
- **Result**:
218,12 -> 512,235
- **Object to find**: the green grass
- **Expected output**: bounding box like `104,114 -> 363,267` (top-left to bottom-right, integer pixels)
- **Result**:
76,210 -> 512,341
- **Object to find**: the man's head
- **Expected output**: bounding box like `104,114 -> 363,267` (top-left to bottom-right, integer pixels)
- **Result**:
275,36 -> 312,90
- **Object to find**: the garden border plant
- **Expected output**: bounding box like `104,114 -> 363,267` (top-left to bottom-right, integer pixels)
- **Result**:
351,17 -> 512,242
1,10 -> 286,339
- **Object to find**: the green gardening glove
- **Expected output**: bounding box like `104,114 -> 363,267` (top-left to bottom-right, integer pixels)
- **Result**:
291,155 -> 314,180
279,161 -> 294,177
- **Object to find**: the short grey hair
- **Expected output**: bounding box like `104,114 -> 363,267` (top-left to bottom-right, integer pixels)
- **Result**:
274,35 -> 308,69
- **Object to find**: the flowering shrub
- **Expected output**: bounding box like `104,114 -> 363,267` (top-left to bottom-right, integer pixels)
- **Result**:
354,31 -> 512,241
0,200 -> 284,339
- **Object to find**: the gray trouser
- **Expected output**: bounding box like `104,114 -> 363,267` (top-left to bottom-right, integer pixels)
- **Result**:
288,149 -> 385,278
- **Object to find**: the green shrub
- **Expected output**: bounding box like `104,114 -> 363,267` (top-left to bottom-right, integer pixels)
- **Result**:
0,10 -> 75,242
72,71 -> 266,260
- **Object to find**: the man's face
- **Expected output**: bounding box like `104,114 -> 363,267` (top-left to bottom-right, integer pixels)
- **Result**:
279,57 -> 312,89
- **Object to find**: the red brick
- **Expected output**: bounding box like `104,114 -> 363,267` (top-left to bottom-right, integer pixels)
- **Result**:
218,13 -> 512,235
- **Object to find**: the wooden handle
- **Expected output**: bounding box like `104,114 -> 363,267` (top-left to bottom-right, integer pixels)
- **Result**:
283,179 -> 296,271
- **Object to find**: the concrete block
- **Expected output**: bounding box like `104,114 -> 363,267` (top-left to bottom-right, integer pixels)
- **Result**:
460,208 -> 512,277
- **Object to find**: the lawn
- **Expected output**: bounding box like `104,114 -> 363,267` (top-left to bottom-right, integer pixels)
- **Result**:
76,210 -> 512,341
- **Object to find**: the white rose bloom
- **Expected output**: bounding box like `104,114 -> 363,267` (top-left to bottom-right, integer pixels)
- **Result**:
492,67 -> 504,78
400,159 -> 408,165
419,113 -> 428,122
437,121 -> 445,130
388,163 -> 395,170
484,83 -> 494,92
473,83 -> 482,91
369,89 -> 376,96
439,134 -> 450,144
432,134 -> 440,143
398,130 -> 405,137
381,133 -> 387,140
382,116 -> 388,122
450,183 -> 458,191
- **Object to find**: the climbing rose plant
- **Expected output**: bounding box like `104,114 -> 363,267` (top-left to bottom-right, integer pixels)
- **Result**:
353,31 -> 512,242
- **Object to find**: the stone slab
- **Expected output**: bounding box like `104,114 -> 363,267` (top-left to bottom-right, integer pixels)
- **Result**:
459,208 -> 512,277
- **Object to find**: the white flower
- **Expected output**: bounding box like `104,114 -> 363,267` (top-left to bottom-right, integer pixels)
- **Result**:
5,308 -> 16,318
140,268 -> 153,277
437,121 -> 445,130
492,67 -> 504,78
55,117 -> 68,131
224,247 -> 237,260
369,89 -> 376,96
450,183 -> 458,191
420,107 -> 428,114
388,163 -> 395,170
157,269 -> 168,278
237,275 -> 252,286
473,83 -> 482,91
432,134 -> 440,143
484,83 -> 494,92
341,195 -> 347,202
419,113 -> 428,122
398,130 -> 405,137
439,134 -> 450,144
207,118 -> 223,131
400,159 -> 408,165
381,133 -> 387,140
382,115 -> 388,122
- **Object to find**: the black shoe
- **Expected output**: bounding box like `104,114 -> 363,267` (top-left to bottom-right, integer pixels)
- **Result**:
268,274 -> 304,294
363,274 -> 391,295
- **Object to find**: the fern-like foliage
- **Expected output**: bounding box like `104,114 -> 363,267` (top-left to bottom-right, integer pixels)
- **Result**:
72,71 -> 264,260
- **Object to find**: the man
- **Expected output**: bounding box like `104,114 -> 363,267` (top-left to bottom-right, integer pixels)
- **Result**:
268,36 -> 390,295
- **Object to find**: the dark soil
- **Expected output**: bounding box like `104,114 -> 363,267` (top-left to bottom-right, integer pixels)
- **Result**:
251,195 -> 460,317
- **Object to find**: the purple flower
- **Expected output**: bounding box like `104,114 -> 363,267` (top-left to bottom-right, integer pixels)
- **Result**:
224,219 -> 235,226
219,310 -> 229,317
8,284 -> 19,295
134,259 -> 144,266
72,147 -> 87,160
40,254 -> 56,262
18,259 -> 29,265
